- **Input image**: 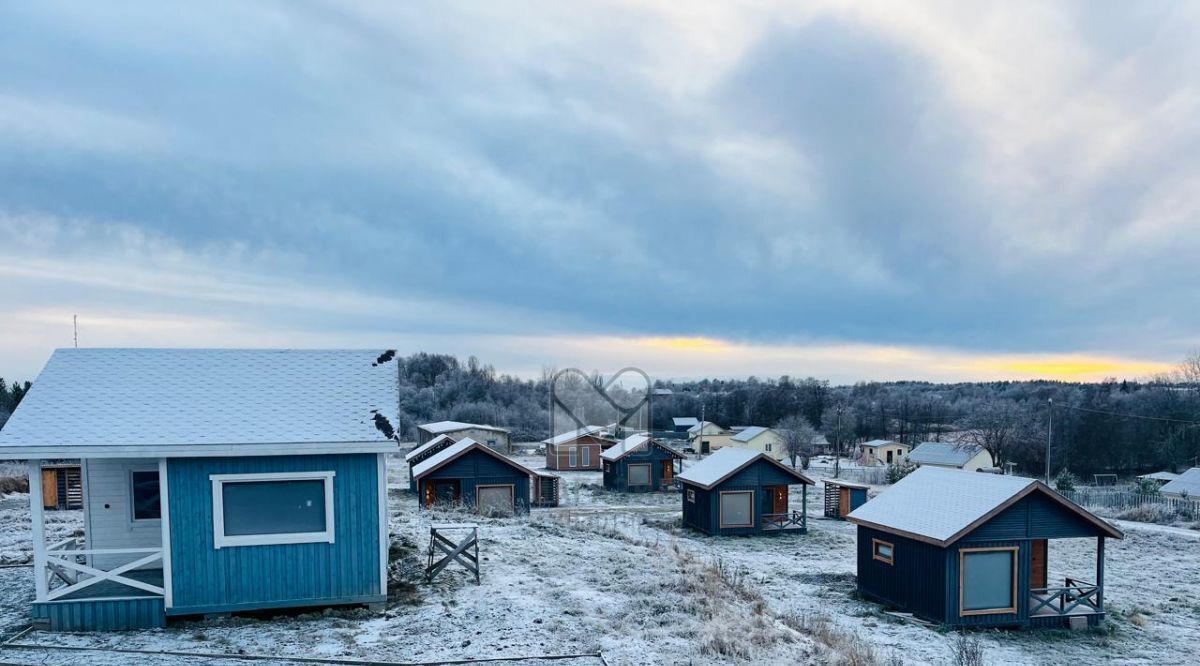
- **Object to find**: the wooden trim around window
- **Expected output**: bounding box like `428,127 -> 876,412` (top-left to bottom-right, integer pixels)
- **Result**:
474,484 -> 515,515
871,538 -> 894,565
958,546 -> 1019,617
718,490 -> 754,528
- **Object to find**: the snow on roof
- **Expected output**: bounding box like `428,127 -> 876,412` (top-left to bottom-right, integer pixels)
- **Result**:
846,467 -> 1121,545
907,441 -> 984,466
686,420 -> 721,434
672,417 -> 699,427
404,434 -> 456,462
411,437 -> 530,480
1161,468 -> 1200,497
418,420 -> 510,435
862,439 -> 902,448
677,446 -> 812,489
542,426 -> 606,446
0,349 -> 399,458
1137,471 -> 1180,482
600,434 -> 682,462
731,426 -> 770,443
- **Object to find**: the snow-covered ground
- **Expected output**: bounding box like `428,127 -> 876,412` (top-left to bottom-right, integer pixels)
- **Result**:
0,455 -> 1197,665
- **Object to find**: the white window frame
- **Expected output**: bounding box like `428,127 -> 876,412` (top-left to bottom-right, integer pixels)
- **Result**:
568,448 -> 577,468
582,447 -> 591,467
129,467 -> 162,524
718,490 -> 754,528
627,463 -> 652,487
210,471 -> 336,549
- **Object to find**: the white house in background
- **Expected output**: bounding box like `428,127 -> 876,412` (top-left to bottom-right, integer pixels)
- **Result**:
1136,470 -> 1180,487
1160,468 -> 1200,499
907,441 -> 993,471
858,440 -> 910,467
416,421 -> 510,451
724,426 -> 785,461
687,421 -> 734,454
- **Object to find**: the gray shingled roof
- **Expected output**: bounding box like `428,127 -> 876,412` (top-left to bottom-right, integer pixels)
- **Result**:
847,466 -> 1122,545
677,446 -> 812,489
907,441 -> 984,466
731,426 -> 770,443
542,426 -> 607,446
1161,468 -> 1200,497
0,348 -> 400,458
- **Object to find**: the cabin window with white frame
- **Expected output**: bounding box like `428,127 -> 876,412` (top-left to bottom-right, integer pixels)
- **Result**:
211,471 -> 335,548
582,447 -> 591,467
628,463 -> 651,486
568,448 -> 577,468
959,547 -> 1017,615
872,538 -> 894,565
719,491 -> 753,528
130,470 -> 161,521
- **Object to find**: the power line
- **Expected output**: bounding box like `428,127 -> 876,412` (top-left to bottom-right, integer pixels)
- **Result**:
1059,403 -> 1200,426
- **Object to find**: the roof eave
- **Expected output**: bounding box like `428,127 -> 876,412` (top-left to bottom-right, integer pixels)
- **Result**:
0,439 -> 398,460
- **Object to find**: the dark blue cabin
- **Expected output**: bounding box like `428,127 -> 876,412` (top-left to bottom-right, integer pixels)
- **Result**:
848,466 -> 1124,630
601,435 -> 683,492
413,438 -> 532,515
677,447 -> 814,535
0,349 -> 397,632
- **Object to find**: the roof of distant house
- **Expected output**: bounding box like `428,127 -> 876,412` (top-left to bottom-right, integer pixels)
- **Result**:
1161,468 -> 1200,497
418,420 -> 510,435
601,434 -> 682,462
672,417 -> 700,427
1137,471 -> 1180,482
907,441 -> 985,466
0,348 -> 400,459
731,426 -> 771,443
677,447 -> 813,490
862,439 -> 903,448
411,437 -> 530,480
687,420 -> 722,434
847,466 -> 1122,546
404,434 -> 456,462
542,426 -> 609,446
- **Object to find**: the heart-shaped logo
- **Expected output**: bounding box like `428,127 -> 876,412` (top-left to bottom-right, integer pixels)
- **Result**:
550,366 -> 652,437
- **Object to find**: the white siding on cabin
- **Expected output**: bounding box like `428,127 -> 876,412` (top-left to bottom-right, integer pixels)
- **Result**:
723,431 -> 786,460
83,458 -> 163,569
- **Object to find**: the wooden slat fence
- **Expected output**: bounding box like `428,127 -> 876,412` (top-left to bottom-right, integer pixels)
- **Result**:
1060,488 -> 1200,514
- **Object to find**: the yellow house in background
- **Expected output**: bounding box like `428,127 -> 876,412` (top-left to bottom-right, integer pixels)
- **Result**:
687,421 -> 734,454
906,441 -> 994,471
725,426 -> 785,461
858,439 -> 910,466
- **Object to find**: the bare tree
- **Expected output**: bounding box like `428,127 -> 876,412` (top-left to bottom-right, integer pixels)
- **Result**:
956,399 -> 1033,468
777,415 -> 820,469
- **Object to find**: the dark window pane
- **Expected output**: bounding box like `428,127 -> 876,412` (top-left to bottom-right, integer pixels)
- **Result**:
628,464 -> 651,486
222,480 -> 326,536
131,471 -> 161,520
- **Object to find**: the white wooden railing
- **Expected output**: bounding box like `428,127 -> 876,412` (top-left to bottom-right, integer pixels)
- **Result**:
42,537 -> 164,602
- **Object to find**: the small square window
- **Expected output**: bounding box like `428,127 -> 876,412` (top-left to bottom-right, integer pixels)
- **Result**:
872,538 -> 894,565
687,488 -> 696,503
131,470 -> 161,521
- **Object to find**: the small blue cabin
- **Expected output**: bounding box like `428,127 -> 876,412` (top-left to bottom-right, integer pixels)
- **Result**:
412,438 -> 533,515
0,349 -> 398,632
847,467 -> 1124,629
601,434 -> 683,492
677,448 -> 815,535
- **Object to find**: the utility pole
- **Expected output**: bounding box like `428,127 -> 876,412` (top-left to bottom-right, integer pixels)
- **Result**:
1046,398 -> 1053,484
834,404 -> 843,479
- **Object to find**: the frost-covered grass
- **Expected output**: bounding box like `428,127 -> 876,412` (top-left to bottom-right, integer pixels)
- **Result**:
0,454 -> 1198,665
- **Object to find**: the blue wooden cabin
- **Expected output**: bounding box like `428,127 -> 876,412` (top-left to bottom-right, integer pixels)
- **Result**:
601,434 -> 682,492
847,467 -> 1124,629
677,447 -> 815,535
412,438 -> 534,515
0,349 -> 399,632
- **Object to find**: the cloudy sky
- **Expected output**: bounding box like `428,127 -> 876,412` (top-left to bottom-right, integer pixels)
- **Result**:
2,1 -> 1198,383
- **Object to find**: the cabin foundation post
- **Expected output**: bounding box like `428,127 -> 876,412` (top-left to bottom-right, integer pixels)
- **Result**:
1096,536 -> 1105,612
28,459 -> 47,602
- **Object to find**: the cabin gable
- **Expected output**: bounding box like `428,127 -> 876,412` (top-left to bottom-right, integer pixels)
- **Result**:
961,490 -> 1106,543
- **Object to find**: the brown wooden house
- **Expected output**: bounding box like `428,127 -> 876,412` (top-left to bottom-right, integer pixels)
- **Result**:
543,426 -> 615,471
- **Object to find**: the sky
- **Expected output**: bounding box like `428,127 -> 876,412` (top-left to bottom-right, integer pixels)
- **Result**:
1,1 -> 1198,384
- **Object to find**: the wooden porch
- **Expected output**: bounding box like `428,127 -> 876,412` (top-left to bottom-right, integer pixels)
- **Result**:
761,510 -> 808,533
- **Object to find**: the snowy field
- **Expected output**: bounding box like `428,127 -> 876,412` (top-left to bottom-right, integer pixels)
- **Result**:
0,455 -> 1198,665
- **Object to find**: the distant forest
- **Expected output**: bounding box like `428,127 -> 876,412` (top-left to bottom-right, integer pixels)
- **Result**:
2,352 -> 1198,477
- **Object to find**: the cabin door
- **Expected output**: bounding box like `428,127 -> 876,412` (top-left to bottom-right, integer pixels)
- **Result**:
661,460 -> 674,484
770,486 -> 788,514
428,479 -> 461,507
700,440 -> 710,454
839,487 -> 851,518
41,469 -> 58,510
1030,539 -> 1048,589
